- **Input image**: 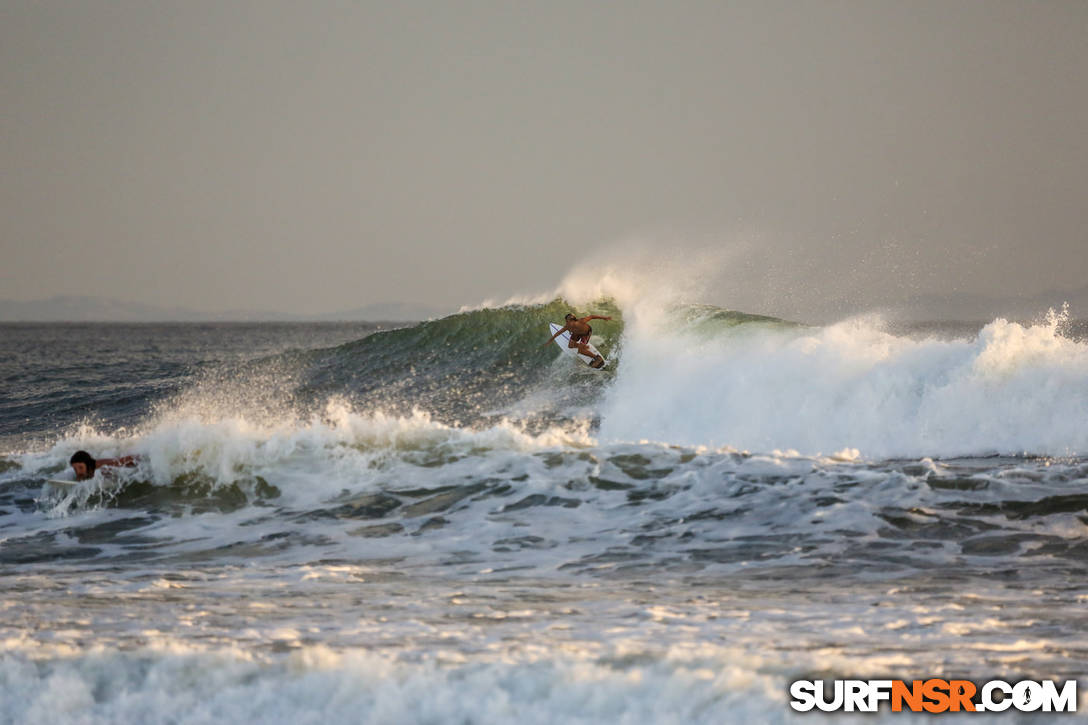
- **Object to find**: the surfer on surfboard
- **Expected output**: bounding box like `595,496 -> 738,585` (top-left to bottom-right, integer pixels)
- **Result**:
543,312 -> 613,367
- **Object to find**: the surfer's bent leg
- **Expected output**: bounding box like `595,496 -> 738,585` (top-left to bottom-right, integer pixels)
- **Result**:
568,336 -> 600,361
568,336 -> 590,356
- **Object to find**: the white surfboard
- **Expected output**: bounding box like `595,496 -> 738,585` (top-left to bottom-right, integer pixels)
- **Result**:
44,478 -> 78,487
549,323 -> 607,369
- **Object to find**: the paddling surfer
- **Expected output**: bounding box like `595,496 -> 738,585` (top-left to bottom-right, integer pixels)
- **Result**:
543,312 -> 613,366
69,450 -> 138,481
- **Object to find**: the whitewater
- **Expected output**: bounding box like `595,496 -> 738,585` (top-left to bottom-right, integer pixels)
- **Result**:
3,273 -> 1088,722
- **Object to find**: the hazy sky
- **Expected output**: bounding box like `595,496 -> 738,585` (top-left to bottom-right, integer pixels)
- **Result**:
2,1 -> 1086,319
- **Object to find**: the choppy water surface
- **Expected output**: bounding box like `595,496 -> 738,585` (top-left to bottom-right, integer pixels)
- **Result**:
2,306 -> 1088,722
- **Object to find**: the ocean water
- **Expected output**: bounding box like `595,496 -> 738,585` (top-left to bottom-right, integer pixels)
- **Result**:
3,301 -> 1088,723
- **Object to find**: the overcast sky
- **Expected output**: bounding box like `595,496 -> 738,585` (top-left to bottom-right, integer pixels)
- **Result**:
2,1 -> 1085,320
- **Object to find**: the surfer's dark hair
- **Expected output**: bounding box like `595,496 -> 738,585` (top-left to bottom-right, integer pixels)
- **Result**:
70,450 -> 95,475
565,312 -> 576,320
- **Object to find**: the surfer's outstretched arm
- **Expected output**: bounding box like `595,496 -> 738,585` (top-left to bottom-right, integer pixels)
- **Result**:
541,325 -> 569,348
98,455 -> 138,469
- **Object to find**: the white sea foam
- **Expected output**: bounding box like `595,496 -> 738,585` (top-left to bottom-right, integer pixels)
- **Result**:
16,401 -> 594,512
599,308 -> 1088,458
0,640 -> 859,725
524,249 -> 1088,459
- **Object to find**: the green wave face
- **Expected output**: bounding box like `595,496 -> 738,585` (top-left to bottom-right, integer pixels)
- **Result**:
295,299 -> 626,425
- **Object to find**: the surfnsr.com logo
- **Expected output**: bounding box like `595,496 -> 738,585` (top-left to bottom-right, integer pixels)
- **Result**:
789,679 -> 1078,714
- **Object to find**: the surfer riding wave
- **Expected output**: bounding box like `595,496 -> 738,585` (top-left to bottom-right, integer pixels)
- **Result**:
543,312 -> 613,367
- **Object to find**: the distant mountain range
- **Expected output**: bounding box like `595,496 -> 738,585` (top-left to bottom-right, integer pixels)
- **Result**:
0,296 -> 447,323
